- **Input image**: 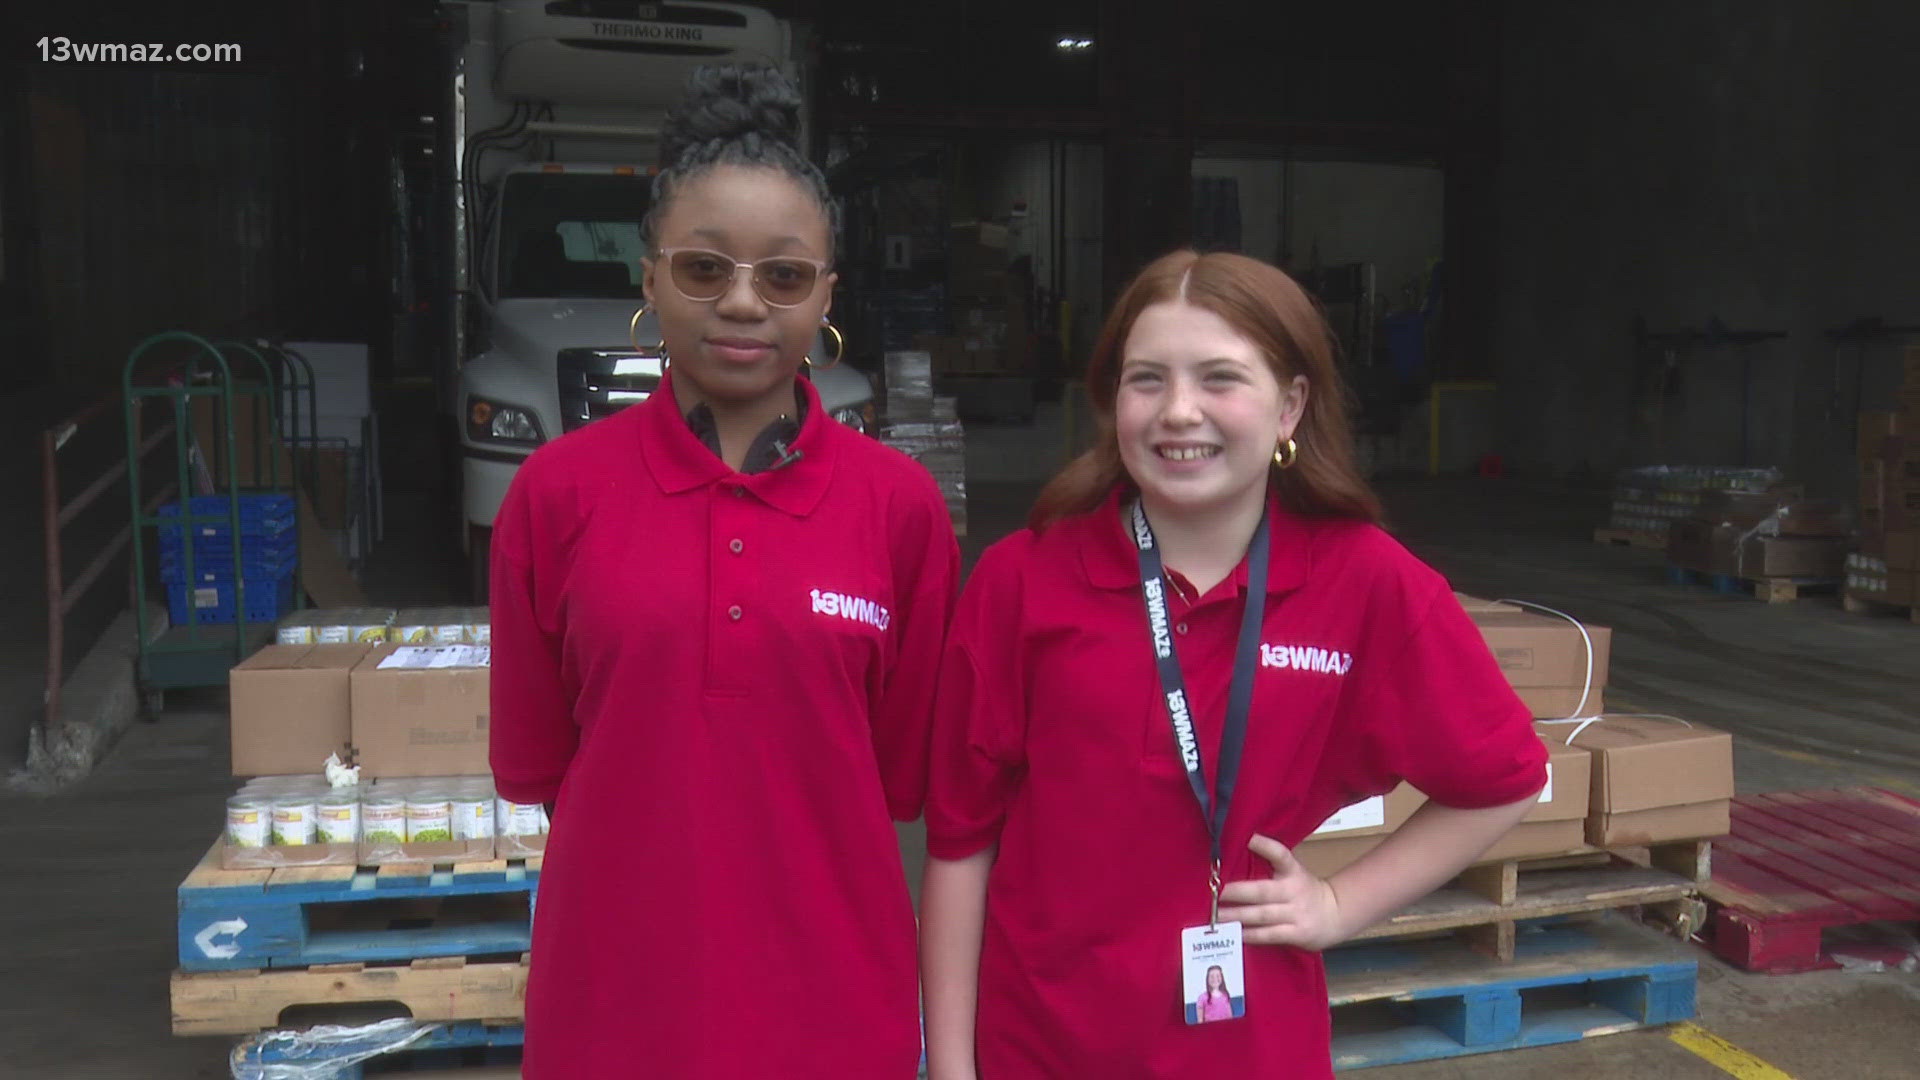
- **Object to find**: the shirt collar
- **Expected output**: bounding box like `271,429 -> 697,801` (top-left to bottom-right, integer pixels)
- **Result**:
637,369 -> 839,517
1077,484 -> 1312,597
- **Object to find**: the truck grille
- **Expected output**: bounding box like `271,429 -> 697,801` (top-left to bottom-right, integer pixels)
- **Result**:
557,347 -> 665,432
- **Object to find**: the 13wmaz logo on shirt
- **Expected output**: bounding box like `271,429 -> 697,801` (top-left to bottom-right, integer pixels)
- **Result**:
1260,643 -> 1353,675
810,588 -> 891,632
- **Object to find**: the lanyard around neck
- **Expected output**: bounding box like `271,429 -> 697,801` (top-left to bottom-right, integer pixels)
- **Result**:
1127,498 -> 1270,873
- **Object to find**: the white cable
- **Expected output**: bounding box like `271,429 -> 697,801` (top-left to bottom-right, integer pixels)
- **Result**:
1493,598 -> 1597,740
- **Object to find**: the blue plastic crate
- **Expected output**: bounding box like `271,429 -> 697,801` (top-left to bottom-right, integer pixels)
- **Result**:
160,546 -> 297,584
156,495 -> 295,545
158,493 -> 294,521
166,570 -> 296,626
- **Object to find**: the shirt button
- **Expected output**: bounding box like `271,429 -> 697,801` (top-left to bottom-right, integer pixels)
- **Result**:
732,487 -> 746,498
1176,622 -> 1189,635
728,605 -> 743,621
729,538 -> 744,555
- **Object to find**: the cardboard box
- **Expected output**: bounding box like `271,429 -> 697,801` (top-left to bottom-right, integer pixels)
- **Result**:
1846,563 -> 1916,607
1292,784 -> 1425,878
350,645 -> 491,778
1306,784 -> 1426,841
1472,737 -> 1593,863
1731,537 -> 1847,579
1691,492 -> 1849,537
1564,717 -> 1734,846
1467,608 -> 1610,719
1883,531 -> 1920,571
1860,411 -> 1902,460
1861,459 -> 1885,510
1469,610 -> 1613,690
228,644 -> 371,777
1292,835 -> 1379,879
1454,593 -> 1520,614
1518,685 -> 1606,719
1668,520 -> 1846,579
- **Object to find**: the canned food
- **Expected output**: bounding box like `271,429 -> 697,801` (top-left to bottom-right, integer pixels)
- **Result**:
452,789 -> 495,841
271,799 -> 318,846
362,798 -> 406,843
498,797 -> 547,837
406,792 -> 454,842
316,792 -> 361,845
276,624 -> 316,645
227,797 -> 271,848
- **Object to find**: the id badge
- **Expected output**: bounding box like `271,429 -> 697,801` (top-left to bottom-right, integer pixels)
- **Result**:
1181,921 -> 1247,1025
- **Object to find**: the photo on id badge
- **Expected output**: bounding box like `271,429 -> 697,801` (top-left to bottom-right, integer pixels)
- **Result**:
1182,922 -> 1246,1024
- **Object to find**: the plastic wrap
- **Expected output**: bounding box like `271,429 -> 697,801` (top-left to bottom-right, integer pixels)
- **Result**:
230,1018 -> 443,1080
884,350 -> 935,411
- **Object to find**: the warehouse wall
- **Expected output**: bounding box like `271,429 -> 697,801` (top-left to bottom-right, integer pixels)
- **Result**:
1191,156 -> 1445,315
1491,1 -> 1920,493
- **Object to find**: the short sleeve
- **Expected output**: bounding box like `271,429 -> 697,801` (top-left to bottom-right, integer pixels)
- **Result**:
923,540 -> 1031,859
1344,583 -> 1548,809
487,465 -> 579,806
868,476 -> 962,822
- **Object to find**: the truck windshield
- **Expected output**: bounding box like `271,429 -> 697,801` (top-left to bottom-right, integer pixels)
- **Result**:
496,172 -> 651,300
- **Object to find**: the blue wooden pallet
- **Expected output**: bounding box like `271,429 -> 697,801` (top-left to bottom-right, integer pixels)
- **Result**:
178,838 -> 541,973
1325,914 -> 1697,1071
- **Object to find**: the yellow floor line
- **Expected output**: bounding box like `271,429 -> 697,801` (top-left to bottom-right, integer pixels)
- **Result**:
1668,1021 -> 1796,1079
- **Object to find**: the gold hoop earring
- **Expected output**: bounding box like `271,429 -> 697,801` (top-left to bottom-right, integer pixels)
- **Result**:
1273,438 -> 1299,469
629,304 -> 668,365
806,318 -> 845,371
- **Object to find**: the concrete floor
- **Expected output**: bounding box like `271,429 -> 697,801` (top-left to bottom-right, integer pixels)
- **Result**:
3,393 -> 1919,1078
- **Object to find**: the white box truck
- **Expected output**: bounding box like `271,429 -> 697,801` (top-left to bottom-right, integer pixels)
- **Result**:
445,1 -> 874,597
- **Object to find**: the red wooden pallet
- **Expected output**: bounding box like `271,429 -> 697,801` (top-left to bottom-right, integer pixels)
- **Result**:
1702,787 -> 1920,973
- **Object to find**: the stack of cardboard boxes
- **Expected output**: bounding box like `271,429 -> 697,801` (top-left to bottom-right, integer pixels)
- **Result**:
1295,594 -> 1732,878
220,641 -> 549,869
1666,487 -> 1850,582
1455,594 -> 1612,718
1295,720 -> 1732,879
1848,348 -> 1920,610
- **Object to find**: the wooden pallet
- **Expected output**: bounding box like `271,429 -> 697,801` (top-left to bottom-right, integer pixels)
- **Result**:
1593,527 -> 1667,551
177,837 -> 541,973
231,1019 -> 524,1079
1841,592 -> 1920,624
1703,787 -> 1920,974
1345,840 -> 1710,961
171,955 -> 529,1036
1665,565 -> 1840,603
1327,914 -> 1698,1071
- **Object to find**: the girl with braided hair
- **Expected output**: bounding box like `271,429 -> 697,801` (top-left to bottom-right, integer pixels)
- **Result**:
490,63 -> 959,1078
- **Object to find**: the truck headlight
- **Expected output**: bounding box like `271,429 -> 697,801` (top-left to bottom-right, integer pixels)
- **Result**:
468,397 -> 546,445
833,403 -> 877,436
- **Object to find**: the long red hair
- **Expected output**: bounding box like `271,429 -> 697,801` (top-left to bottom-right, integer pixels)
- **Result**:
1031,249 -> 1383,532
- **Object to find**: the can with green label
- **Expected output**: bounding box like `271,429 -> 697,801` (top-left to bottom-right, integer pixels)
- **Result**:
362,797 -> 406,843
406,790 -> 454,843
316,791 -> 361,844
271,798 -> 318,846
227,796 -> 271,848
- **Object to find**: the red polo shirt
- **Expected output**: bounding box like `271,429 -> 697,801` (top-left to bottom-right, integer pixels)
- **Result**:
490,371 -> 959,1079
926,487 -> 1547,1078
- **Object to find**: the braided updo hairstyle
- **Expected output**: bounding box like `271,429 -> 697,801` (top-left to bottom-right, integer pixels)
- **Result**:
643,63 -> 839,256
